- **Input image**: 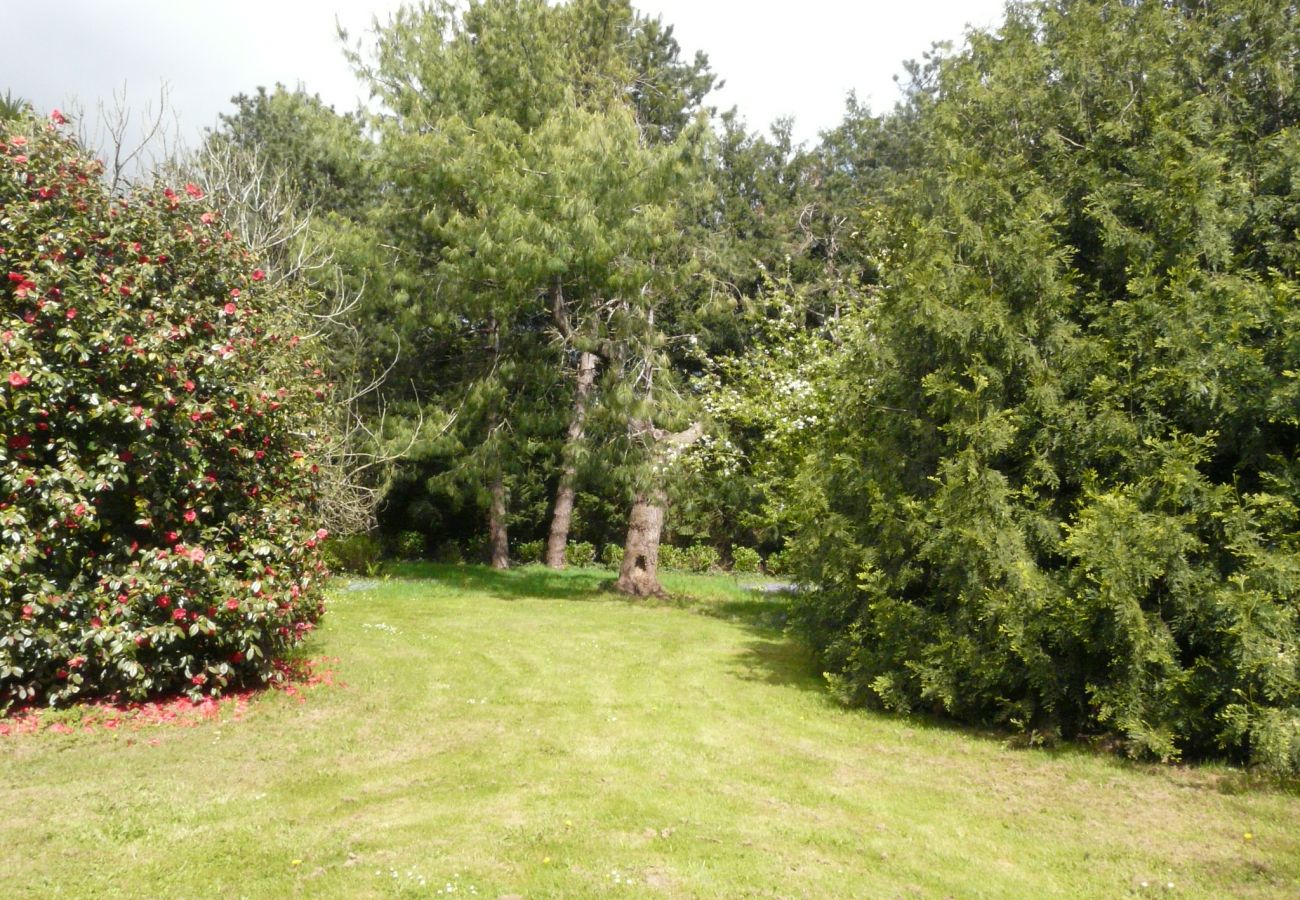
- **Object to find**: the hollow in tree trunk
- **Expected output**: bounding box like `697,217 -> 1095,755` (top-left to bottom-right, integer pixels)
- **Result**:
615,489 -> 667,597
614,422 -> 702,598
488,474 -> 509,570
545,351 -> 600,568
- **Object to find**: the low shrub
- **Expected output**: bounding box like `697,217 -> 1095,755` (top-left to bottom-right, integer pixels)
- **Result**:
658,545 -> 686,571
681,543 -> 721,574
393,530 -> 424,561
764,550 -> 788,577
565,541 -> 596,568
730,546 -> 761,575
515,540 -> 544,564
600,543 -> 622,570
432,540 -> 463,564
322,534 -> 383,576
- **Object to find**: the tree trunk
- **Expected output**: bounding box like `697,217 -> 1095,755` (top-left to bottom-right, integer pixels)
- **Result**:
615,489 -> 667,597
614,421 -> 703,598
545,351 -> 599,569
488,473 -> 509,570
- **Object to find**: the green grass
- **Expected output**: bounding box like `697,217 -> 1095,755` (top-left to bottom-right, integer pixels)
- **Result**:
3,564 -> 1298,898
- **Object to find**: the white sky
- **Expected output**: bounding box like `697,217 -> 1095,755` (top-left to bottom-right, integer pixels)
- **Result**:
2,1 -> 1006,148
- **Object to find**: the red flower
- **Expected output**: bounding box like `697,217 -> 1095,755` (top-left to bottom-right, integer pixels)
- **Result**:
225,598 -> 239,611
184,509 -> 197,523
192,674 -> 207,686
8,435 -> 31,450
66,308 -> 77,320
223,302 -> 237,316
184,380 -> 196,393
230,288 -> 241,298
315,528 -> 329,542
72,503 -> 86,517
49,109 -> 67,125
7,371 -> 29,388
184,182 -> 204,199
172,609 -> 187,621
157,595 -> 171,609
20,604 -> 33,620
189,547 -> 206,563
252,269 -> 265,281
200,212 -> 215,225
230,651 -> 244,664
9,136 -> 27,148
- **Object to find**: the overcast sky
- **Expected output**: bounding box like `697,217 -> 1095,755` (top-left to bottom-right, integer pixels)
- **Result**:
3,1 -> 1007,149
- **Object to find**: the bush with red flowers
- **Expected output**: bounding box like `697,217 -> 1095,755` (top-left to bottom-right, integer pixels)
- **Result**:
1,111 -> 328,709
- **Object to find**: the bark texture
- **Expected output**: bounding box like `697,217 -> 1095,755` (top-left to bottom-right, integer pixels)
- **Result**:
545,350 -> 599,569
488,474 -> 509,570
614,421 -> 703,597
615,490 -> 667,596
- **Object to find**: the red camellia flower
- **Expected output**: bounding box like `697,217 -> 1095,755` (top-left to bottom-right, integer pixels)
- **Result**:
184,182 -> 204,199
72,503 -> 86,517
200,212 -> 215,224
157,595 -> 171,609
189,547 -> 206,563
192,674 -> 207,686
225,598 -> 239,611
223,302 -> 237,316
49,109 -> 67,125
8,371 -> 30,388
173,609 -> 187,622
184,509 -> 197,523
251,269 -> 265,281
8,435 -> 31,450
21,605 -> 34,620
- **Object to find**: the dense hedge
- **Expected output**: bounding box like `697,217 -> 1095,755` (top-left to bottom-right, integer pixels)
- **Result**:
0,112 -> 328,708
790,1 -> 1300,771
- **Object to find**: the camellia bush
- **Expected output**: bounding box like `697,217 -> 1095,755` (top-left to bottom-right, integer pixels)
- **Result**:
1,111 -> 329,709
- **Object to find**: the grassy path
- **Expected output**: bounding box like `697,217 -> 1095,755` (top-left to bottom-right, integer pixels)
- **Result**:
2,564 -> 1298,897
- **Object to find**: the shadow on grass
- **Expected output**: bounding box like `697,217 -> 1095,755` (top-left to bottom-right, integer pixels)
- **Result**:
370,562 -> 1300,795
380,561 -> 614,602
381,561 -> 819,689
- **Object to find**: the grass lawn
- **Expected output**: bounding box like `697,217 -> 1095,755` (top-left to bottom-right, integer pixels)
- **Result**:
3,563 -> 1298,898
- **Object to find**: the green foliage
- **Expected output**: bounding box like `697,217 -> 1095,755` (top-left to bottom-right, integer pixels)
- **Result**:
0,113 -> 328,708
763,550 -> 788,578
790,0 -> 1300,772
564,540 -> 596,568
680,543 -> 721,574
432,540 -> 464,565
657,545 -> 685,571
392,530 -> 425,561
730,546 -> 761,575
515,540 -> 544,564
322,534 -> 383,576
599,542 -> 622,569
